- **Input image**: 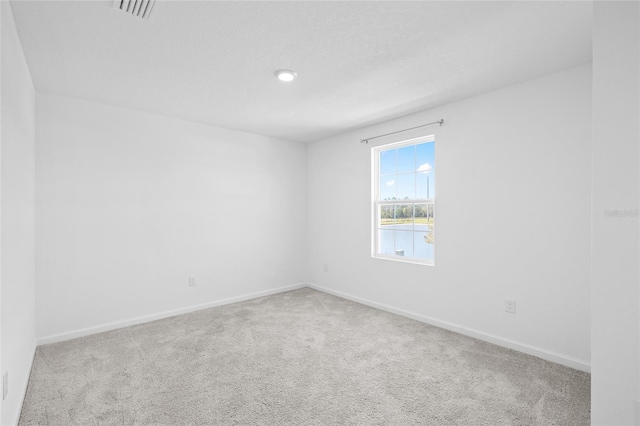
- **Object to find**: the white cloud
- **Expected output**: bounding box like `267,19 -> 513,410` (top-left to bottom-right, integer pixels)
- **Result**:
417,163 -> 432,173
386,179 -> 395,187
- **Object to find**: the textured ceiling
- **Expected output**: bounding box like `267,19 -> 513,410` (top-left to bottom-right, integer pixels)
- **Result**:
10,1 -> 592,143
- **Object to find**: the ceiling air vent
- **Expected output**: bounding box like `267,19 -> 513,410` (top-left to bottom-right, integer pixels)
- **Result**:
113,0 -> 156,20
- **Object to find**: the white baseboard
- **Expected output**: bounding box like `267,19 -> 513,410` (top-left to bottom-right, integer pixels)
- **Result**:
36,283 -> 306,346
12,345 -> 37,426
306,283 -> 591,373
35,282 -> 590,373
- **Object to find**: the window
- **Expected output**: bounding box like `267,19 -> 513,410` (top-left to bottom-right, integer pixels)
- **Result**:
372,135 -> 435,265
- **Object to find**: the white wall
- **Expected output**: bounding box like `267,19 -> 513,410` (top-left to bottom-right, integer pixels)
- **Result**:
1,2 -> 36,425
591,2 -> 639,425
35,93 -> 307,342
307,64 -> 592,371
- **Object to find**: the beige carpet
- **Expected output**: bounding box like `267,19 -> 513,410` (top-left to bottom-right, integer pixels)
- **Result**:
19,288 -> 590,425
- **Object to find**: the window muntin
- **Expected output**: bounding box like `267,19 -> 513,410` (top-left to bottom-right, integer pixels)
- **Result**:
372,136 -> 435,265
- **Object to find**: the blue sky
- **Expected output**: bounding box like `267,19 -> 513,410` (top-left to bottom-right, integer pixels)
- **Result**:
379,141 -> 435,200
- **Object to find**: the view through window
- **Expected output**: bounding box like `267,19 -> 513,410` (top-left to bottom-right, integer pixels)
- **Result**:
373,136 -> 435,264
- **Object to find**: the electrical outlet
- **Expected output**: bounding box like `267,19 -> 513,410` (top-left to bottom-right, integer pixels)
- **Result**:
3,372 -> 8,400
323,263 -> 329,272
188,276 -> 196,287
505,298 -> 516,314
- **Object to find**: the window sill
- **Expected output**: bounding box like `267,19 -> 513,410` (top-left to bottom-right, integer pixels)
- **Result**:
371,254 -> 434,266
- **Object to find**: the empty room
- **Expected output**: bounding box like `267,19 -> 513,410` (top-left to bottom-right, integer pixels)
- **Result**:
1,0 -> 639,425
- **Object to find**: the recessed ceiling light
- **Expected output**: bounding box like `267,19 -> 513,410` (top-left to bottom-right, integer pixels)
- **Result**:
275,69 -> 297,82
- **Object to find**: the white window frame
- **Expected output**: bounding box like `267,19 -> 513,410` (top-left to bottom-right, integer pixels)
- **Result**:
371,135 -> 435,266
